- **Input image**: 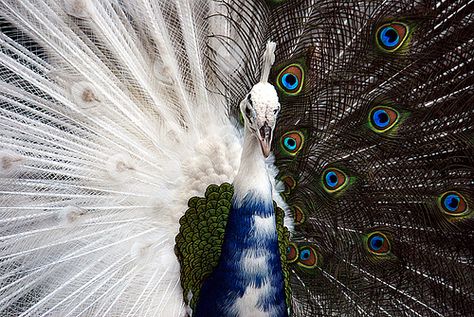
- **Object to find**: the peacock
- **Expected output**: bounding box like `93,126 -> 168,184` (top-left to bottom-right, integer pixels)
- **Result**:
0,0 -> 473,316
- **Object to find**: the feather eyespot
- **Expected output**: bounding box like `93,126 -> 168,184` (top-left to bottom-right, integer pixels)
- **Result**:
369,106 -> 399,132
297,246 -> 318,268
322,168 -> 348,192
439,191 -> 468,216
282,175 -> 296,191
280,131 -> 304,155
376,22 -> 408,52
277,64 -> 304,95
293,206 -> 306,225
281,176 -> 296,198
286,242 -> 298,263
367,232 -> 391,255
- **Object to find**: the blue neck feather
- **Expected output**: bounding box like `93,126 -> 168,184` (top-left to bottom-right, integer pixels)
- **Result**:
194,192 -> 288,317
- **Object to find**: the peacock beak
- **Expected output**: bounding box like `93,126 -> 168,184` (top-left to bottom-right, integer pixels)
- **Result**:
258,122 -> 273,158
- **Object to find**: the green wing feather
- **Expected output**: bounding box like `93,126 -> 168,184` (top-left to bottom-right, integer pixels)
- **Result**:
275,202 -> 292,311
175,183 -> 233,310
175,184 -> 293,311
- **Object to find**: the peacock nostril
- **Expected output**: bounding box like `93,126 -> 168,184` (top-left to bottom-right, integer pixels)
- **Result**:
259,122 -> 271,140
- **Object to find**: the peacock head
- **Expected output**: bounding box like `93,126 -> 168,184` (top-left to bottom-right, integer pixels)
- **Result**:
240,83 -> 280,158
239,41 -> 280,158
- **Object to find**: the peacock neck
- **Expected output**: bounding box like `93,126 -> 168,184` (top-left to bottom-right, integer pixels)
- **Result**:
194,130 -> 288,317
232,130 -> 272,203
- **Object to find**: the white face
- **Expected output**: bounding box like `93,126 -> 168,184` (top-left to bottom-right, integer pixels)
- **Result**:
240,82 -> 281,157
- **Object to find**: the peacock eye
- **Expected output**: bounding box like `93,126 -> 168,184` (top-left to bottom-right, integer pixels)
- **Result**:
297,246 -> 318,268
322,168 -> 348,192
277,64 -> 304,95
376,22 -> 408,52
369,106 -> 399,132
439,191 -> 468,216
367,232 -> 390,255
281,131 -> 304,155
245,106 -> 251,117
286,242 -> 298,263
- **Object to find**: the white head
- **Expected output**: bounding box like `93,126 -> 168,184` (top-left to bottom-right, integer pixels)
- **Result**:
240,83 -> 280,157
239,41 -> 280,158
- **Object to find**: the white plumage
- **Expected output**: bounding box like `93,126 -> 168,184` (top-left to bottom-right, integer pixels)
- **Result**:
0,0 -> 268,315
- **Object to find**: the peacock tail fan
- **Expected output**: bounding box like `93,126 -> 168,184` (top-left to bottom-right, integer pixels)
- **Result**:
269,0 -> 474,316
0,0 -> 473,316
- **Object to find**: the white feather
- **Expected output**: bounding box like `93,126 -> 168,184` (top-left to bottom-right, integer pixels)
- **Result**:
0,0 -> 245,316
0,0 -> 292,315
